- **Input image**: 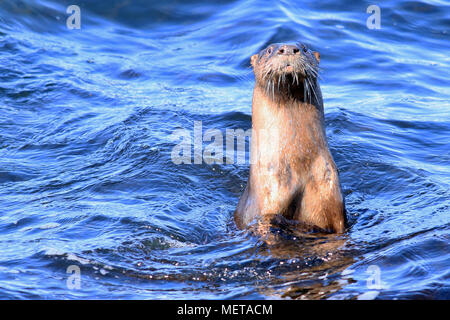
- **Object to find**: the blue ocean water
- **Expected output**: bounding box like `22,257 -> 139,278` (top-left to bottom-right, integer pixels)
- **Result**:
0,0 -> 448,299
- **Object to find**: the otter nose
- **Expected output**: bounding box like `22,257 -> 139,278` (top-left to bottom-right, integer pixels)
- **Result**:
277,45 -> 300,55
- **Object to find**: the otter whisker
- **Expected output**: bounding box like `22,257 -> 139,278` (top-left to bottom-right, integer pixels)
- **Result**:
277,75 -> 281,94
303,79 -> 306,101
306,76 -> 319,105
304,77 -> 310,103
272,80 -> 275,102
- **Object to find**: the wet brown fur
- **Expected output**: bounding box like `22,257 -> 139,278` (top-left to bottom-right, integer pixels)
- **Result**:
234,43 -> 347,233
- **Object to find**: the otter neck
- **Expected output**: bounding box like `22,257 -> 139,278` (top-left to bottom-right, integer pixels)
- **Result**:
250,84 -> 328,175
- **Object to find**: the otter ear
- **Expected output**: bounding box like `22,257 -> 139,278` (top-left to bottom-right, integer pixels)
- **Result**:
250,54 -> 258,67
313,51 -> 320,63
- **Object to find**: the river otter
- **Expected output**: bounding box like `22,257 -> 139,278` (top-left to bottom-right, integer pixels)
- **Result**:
234,42 -> 347,233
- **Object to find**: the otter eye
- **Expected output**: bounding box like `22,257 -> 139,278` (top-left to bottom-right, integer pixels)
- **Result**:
267,47 -> 273,54
303,46 -> 308,53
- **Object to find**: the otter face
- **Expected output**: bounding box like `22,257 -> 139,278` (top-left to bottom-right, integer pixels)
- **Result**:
250,43 -> 321,102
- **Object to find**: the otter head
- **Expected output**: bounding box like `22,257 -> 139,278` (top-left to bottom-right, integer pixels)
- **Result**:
251,43 -> 321,103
